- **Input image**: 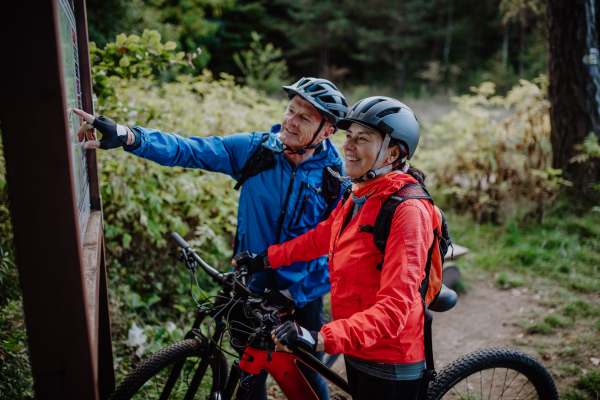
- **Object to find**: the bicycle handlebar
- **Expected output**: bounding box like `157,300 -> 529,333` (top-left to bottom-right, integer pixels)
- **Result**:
171,232 -> 224,283
171,232 -> 190,250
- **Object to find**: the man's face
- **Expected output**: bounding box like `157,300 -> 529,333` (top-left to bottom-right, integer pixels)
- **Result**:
280,95 -> 333,149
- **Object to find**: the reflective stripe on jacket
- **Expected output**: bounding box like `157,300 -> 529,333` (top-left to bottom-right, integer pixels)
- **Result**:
125,124 -> 344,307
268,172 -> 436,363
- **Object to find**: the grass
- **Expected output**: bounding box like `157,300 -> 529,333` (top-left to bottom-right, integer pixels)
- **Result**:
444,203 -> 600,398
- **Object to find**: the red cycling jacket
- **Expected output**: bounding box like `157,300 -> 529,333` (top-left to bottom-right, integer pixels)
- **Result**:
268,172 -> 436,364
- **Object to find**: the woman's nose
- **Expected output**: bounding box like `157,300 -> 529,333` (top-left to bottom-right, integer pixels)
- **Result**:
343,138 -> 355,151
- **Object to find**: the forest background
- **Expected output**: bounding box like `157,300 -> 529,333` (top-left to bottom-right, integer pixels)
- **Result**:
1,0 -> 600,399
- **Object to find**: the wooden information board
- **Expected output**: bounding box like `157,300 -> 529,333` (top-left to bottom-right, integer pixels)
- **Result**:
0,0 -> 115,398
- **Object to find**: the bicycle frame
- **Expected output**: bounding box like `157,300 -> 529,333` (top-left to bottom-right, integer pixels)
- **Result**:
236,346 -> 350,400
182,300 -> 350,400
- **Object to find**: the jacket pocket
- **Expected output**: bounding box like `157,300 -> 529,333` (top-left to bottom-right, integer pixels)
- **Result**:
288,182 -> 327,231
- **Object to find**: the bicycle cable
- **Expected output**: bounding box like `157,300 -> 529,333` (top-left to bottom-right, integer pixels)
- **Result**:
206,296 -> 253,361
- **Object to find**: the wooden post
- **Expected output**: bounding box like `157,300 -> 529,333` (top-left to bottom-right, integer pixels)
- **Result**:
0,0 -> 114,398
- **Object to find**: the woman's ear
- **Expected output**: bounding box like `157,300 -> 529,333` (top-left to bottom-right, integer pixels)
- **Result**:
387,144 -> 400,164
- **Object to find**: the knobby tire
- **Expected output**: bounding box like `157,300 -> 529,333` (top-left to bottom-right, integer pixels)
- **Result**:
427,347 -> 558,400
109,338 -> 228,400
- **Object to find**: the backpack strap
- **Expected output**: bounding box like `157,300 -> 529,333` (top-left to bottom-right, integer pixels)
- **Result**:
234,134 -> 276,190
367,183 -> 438,398
372,184 -> 433,270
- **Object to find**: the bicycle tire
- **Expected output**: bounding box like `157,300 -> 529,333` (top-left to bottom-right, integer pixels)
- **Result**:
109,338 -> 229,400
427,347 -> 558,400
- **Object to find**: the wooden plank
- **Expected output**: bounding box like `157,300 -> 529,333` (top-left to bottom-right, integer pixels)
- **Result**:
82,211 -> 103,351
0,0 -> 98,398
74,0 -> 102,211
98,241 -> 116,399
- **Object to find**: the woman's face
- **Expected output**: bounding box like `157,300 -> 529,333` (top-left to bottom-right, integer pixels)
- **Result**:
342,123 -> 398,179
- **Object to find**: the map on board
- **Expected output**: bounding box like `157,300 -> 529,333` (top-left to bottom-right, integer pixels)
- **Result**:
58,0 -> 90,245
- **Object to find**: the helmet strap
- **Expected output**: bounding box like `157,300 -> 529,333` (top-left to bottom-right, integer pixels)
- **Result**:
350,134 -> 392,182
283,118 -> 327,155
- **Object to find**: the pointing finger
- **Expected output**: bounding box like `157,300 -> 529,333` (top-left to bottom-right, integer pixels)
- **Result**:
73,108 -> 95,124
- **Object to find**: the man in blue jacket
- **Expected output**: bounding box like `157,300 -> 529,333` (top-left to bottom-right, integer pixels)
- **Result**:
74,77 -> 348,400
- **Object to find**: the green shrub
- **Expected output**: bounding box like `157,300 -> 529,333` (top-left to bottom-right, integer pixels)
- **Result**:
561,388 -> 590,400
417,76 -> 571,222
576,369 -> 600,399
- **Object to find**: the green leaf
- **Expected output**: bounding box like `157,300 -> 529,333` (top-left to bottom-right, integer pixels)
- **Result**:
164,41 -> 177,51
122,233 -> 132,249
116,33 -> 127,47
127,34 -> 140,44
119,56 -> 130,68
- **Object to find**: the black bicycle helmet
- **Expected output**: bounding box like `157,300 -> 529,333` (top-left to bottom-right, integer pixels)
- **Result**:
332,97 -> 420,182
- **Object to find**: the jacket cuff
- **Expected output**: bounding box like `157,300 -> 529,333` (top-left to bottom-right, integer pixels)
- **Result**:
320,324 -> 338,355
124,126 -> 146,153
267,245 -> 284,269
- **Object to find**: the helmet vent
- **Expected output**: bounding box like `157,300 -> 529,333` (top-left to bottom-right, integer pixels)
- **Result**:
322,82 -> 340,91
351,99 -> 364,113
376,107 -> 400,118
360,98 -> 386,114
341,98 -> 348,107
305,84 -> 324,93
320,95 -> 335,104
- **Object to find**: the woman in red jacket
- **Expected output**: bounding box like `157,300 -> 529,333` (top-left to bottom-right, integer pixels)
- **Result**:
233,97 -> 436,400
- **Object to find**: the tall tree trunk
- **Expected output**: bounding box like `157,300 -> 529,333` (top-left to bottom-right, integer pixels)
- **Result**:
464,22 -> 473,80
546,0 -> 600,201
443,0 -> 453,66
393,49 -> 408,92
502,24 -> 509,71
431,8 -> 445,60
319,42 -> 330,79
519,10 -> 526,75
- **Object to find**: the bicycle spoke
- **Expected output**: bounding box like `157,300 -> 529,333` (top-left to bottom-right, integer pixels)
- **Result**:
522,387 -> 537,400
452,385 -> 467,400
488,368 -> 495,400
480,371 -> 483,400
495,369 -> 520,400
513,379 -> 531,399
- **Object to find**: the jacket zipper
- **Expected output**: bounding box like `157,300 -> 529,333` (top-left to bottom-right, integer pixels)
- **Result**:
293,194 -> 309,227
276,171 -> 296,244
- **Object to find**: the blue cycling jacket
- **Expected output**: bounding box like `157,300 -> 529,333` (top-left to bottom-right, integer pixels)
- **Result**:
125,124 -> 345,307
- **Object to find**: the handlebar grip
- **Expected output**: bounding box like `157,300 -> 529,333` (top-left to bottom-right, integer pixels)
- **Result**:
171,232 -> 190,249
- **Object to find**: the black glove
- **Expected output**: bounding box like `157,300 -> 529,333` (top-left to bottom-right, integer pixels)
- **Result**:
265,290 -> 295,315
274,321 -> 318,353
233,251 -> 267,275
91,115 -> 134,150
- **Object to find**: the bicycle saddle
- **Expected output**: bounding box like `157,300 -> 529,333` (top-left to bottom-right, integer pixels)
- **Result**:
428,283 -> 457,312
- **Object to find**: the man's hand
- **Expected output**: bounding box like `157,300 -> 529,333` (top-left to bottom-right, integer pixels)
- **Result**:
232,251 -> 267,275
271,321 -> 320,353
72,109 -> 136,149
265,290 -> 295,316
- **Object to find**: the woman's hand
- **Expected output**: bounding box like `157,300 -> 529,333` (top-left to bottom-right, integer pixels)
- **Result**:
72,109 -> 136,149
270,321 -> 325,353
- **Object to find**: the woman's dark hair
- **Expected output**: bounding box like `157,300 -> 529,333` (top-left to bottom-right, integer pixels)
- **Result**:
376,131 -> 426,185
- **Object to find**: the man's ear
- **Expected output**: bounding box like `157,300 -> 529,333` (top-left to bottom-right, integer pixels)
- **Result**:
320,123 -> 335,140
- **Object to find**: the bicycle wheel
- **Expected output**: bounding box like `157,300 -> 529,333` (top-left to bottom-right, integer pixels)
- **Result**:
427,347 -> 558,400
110,338 -> 229,400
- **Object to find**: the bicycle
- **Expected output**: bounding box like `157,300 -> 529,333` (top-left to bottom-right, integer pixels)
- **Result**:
109,233 -> 559,400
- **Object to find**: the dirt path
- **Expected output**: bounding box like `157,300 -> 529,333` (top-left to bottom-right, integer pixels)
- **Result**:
326,282 -> 536,396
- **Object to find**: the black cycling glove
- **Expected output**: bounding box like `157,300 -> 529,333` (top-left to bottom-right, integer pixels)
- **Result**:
233,251 -> 267,275
92,115 -> 140,150
265,290 -> 295,315
274,321 -> 318,353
